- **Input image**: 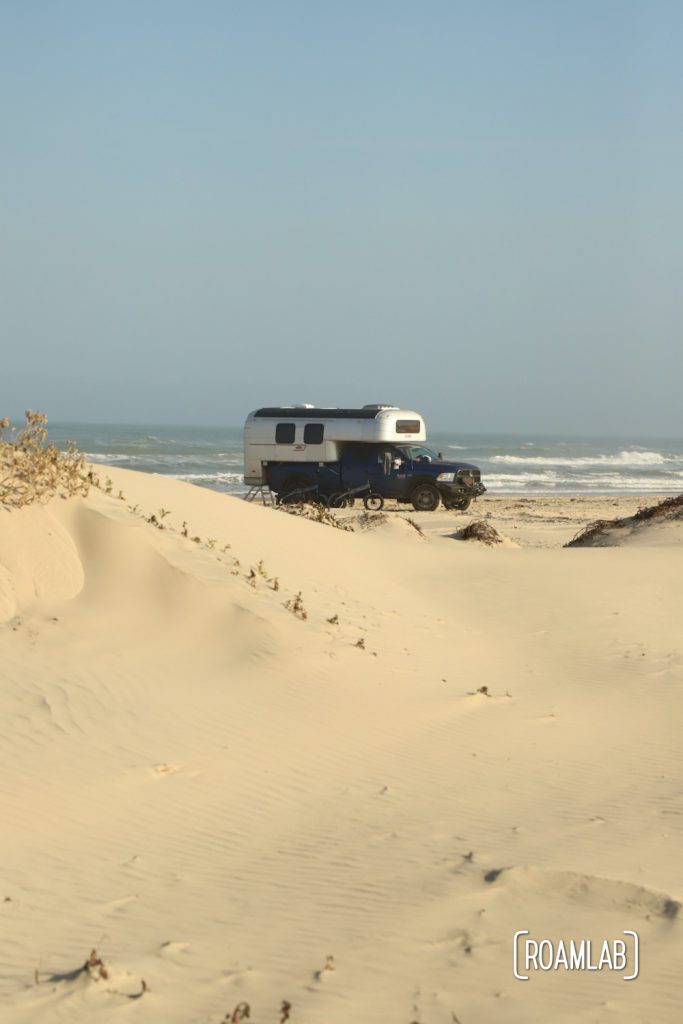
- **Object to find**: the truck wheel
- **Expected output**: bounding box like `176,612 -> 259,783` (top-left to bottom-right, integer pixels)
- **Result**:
445,497 -> 472,512
411,483 -> 441,512
363,493 -> 384,511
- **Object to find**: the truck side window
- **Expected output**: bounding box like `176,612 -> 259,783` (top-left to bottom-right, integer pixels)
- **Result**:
275,423 -> 295,443
347,443 -> 376,464
303,423 -> 324,444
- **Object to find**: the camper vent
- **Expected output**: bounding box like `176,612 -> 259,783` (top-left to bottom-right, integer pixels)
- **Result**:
362,404 -> 398,410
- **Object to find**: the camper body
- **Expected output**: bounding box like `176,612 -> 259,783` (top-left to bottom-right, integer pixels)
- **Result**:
243,405 -> 485,511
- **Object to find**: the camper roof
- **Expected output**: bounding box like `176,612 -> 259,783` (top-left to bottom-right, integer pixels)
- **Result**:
253,407 -> 398,419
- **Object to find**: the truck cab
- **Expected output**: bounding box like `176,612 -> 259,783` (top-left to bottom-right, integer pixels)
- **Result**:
339,442 -> 484,511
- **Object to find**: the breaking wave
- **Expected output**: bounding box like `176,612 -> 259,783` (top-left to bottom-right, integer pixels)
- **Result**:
489,450 -> 668,468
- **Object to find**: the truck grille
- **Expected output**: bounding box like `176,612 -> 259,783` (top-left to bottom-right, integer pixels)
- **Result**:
457,469 -> 480,487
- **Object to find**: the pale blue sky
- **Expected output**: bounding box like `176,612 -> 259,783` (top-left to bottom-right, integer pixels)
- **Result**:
2,1 -> 682,434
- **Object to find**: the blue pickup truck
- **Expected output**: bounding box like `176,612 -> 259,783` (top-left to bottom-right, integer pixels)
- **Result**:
268,441 -> 485,511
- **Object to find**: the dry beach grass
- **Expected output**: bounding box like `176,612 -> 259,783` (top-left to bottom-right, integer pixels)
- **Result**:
0,411 -> 89,509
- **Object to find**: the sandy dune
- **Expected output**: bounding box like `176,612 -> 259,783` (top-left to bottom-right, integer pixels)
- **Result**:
1,471 -> 682,1023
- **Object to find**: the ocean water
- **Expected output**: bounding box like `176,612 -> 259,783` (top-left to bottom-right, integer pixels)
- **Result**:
42,422 -> 683,498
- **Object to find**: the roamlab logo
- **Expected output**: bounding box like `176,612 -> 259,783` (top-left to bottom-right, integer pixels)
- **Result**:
513,931 -> 640,981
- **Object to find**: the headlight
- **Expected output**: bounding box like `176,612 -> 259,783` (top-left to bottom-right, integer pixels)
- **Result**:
436,472 -> 455,483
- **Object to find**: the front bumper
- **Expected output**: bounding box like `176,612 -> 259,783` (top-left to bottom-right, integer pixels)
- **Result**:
439,476 -> 486,499
440,481 -> 489,497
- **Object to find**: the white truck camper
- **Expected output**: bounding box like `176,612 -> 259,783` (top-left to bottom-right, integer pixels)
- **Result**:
243,405 -> 426,486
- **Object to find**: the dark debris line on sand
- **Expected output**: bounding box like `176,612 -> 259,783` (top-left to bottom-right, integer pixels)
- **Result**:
565,493 -> 683,547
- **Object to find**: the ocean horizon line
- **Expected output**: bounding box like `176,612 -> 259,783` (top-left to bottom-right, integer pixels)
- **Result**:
4,415 -> 682,446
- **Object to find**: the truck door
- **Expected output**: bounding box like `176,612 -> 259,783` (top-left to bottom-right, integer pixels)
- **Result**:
378,446 -> 407,498
342,444 -> 404,497
341,444 -> 382,491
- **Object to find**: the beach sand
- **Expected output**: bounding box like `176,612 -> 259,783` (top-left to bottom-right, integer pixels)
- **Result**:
1,470 -> 682,1023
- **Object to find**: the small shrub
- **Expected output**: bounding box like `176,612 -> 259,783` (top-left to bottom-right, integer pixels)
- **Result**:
84,949 -> 109,981
226,1003 -> 250,1022
355,511 -> 388,531
278,502 -> 354,531
284,592 -> 307,620
0,411 -> 89,508
315,954 -> 335,979
403,516 -> 424,536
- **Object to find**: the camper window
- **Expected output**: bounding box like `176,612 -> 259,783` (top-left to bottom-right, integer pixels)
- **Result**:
303,423 -> 324,444
275,423 -> 295,443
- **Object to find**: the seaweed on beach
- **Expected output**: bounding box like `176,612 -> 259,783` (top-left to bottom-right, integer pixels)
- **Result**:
632,492 -> 683,522
565,518 -> 620,546
456,520 -> 503,546
566,493 -> 683,547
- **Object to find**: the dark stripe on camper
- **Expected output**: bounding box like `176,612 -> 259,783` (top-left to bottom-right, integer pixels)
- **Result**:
254,408 -> 382,419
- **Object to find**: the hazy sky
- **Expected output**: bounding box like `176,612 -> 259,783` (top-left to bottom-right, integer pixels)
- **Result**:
2,1 -> 682,435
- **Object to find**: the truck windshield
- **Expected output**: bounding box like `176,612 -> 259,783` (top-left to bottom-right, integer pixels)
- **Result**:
399,446 -> 440,462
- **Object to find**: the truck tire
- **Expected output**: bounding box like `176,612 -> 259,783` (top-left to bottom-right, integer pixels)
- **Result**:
444,497 -> 472,511
410,483 -> 441,512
